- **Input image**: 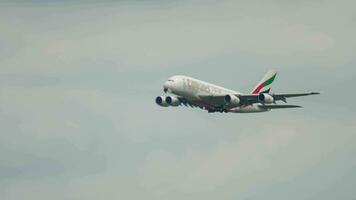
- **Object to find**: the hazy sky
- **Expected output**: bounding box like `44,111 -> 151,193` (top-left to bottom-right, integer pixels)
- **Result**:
0,1 -> 356,199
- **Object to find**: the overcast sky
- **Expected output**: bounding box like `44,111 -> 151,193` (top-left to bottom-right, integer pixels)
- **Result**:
0,1 -> 356,200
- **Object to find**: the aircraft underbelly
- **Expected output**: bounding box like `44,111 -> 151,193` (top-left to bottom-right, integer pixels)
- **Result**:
229,104 -> 268,113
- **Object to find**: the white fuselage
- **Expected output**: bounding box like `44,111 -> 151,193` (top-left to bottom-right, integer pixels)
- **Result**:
163,75 -> 268,113
164,75 -> 240,99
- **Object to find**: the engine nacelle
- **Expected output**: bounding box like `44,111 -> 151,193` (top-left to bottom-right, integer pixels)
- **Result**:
165,96 -> 180,106
224,94 -> 240,106
258,93 -> 274,104
155,96 -> 169,107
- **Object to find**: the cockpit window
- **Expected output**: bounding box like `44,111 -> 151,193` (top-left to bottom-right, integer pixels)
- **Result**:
168,79 -> 174,82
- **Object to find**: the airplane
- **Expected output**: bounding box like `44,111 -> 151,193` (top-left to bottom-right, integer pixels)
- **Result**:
155,69 -> 320,113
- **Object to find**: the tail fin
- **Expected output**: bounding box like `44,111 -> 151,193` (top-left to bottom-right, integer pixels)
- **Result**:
251,69 -> 277,94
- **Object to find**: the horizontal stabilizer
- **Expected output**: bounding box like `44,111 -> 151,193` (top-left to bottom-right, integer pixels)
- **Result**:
259,104 -> 302,109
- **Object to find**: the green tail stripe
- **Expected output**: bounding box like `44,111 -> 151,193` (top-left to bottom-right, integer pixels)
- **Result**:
263,74 -> 276,87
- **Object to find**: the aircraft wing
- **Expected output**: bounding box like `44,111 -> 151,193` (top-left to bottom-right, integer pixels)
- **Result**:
197,94 -> 226,106
198,92 -> 319,105
239,92 -> 319,104
177,96 -> 215,110
258,104 -> 302,109
272,92 -> 320,102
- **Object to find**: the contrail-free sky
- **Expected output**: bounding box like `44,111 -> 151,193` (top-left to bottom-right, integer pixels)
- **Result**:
0,1 -> 355,199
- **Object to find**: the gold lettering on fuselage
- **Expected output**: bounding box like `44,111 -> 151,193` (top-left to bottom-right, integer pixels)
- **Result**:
188,79 -> 225,95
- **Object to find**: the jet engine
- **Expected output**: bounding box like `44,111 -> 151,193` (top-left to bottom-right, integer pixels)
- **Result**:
155,96 -> 169,107
165,96 -> 180,106
224,94 -> 240,106
258,93 -> 274,104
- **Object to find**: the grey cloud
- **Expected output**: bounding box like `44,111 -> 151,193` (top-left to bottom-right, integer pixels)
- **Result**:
0,1 -> 355,200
